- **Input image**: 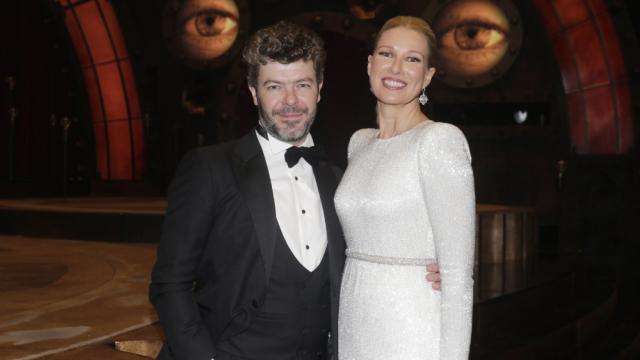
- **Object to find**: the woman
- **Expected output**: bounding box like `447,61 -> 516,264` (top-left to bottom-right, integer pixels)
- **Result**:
335,16 -> 475,359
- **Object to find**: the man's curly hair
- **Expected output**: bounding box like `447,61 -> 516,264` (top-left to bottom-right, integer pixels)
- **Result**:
242,21 -> 326,88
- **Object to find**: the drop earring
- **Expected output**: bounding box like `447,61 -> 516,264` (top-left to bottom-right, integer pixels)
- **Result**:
418,88 -> 428,106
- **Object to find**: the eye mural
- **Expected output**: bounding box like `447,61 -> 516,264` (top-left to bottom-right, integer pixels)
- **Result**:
163,0 -> 248,68
424,0 -> 522,88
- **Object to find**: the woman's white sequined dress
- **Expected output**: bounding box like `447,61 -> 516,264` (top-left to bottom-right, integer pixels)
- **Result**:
335,121 -> 476,360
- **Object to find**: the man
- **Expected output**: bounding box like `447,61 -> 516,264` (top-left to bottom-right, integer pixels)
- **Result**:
150,21 -> 440,360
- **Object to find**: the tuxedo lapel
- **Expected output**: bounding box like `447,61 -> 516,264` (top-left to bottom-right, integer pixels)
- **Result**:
313,162 -> 344,290
232,132 -> 278,284
313,161 -> 344,356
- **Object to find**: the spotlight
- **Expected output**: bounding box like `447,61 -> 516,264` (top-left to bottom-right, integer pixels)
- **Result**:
514,110 -> 527,124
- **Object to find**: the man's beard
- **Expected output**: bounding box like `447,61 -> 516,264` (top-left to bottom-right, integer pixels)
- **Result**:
257,103 -> 316,144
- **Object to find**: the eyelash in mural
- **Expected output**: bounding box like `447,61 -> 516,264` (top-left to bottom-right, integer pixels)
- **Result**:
183,9 -> 238,37
438,19 -> 508,51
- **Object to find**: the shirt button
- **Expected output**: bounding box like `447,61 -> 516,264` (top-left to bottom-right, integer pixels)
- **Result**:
301,209 -> 306,214
305,245 -> 310,250
295,176 -> 299,181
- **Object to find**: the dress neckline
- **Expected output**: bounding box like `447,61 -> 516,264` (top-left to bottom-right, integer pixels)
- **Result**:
374,120 -> 432,142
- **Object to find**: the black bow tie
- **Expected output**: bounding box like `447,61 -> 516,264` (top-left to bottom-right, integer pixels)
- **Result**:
285,146 -> 325,168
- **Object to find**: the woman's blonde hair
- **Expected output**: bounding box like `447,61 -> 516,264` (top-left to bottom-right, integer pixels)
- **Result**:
374,16 -> 437,65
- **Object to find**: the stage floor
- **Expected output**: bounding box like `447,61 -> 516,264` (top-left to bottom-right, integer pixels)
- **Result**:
0,197 -> 531,216
0,198 -> 167,216
0,198 -> 613,358
0,236 -> 157,360
0,234 -> 576,359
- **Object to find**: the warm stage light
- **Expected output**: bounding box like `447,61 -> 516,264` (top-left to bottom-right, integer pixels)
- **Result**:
57,0 -> 144,180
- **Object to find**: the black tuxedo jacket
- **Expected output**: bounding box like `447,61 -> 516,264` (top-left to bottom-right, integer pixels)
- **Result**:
149,131 -> 345,360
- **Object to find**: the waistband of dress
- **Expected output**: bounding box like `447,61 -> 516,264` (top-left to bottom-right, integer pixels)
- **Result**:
345,249 -> 434,266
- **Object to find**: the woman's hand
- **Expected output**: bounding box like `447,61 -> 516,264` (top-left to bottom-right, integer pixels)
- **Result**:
426,263 -> 441,290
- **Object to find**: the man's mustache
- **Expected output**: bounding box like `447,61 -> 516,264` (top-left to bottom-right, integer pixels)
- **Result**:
273,106 -> 308,116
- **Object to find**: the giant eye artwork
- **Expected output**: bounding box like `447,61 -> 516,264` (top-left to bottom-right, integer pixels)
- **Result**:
163,0 -> 244,67
425,0 -> 522,88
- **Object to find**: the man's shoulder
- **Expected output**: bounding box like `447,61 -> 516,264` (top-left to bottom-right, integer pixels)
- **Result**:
187,136 -> 247,161
193,140 -> 236,156
173,141 -> 239,178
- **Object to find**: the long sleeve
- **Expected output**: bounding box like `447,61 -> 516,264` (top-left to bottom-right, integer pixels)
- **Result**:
418,123 -> 475,359
149,148 -> 217,359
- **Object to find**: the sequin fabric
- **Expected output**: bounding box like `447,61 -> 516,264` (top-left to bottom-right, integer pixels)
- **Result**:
335,121 -> 476,360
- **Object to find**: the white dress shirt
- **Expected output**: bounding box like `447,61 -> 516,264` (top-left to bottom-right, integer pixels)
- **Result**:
256,131 -> 328,271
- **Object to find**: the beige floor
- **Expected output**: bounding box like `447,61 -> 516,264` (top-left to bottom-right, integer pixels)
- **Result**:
0,236 -> 159,360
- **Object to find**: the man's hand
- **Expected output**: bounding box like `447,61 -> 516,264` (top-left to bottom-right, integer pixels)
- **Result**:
426,262 -> 441,290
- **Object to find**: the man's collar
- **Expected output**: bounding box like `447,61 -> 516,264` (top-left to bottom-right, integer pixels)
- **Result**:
255,129 -> 314,156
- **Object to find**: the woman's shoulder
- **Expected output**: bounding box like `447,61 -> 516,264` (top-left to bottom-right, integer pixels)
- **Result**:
347,128 -> 377,157
350,128 -> 378,142
418,121 -> 471,160
419,121 -> 466,140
